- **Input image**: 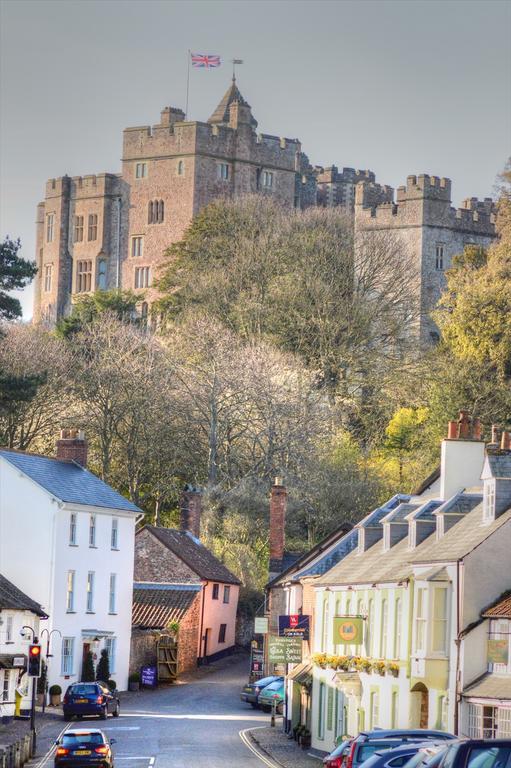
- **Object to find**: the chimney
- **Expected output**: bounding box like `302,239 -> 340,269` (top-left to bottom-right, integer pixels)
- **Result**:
56,429 -> 88,467
269,478 -> 287,576
179,485 -> 202,539
501,431 -> 511,451
440,411 -> 485,500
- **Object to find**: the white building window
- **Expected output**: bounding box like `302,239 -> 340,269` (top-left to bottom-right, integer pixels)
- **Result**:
262,170 -> 274,188
415,587 -> 427,652
437,695 -> 447,729
111,518 -> 119,549
391,690 -> 399,728
61,637 -> 74,675
86,571 -> 95,612
131,236 -> 143,258
370,691 -> 379,728
135,162 -> 147,179
105,637 -> 116,673
380,599 -> 388,658
46,214 -> 55,243
217,163 -> 229,181
223,586 -> 230,604
393,598 -> 402,659
66,570 -> 75,612
318,682 -> 325,739
6,616 -> 13,643
44,265 -> 52,292
483,480 -> 496,523
435,245 -> 444,270
109,573 -> 117,614
468,703 -> 482,738
432,587 -> 448,653
76,260 -> 92,292
89,515 -> 96,547
1,672 -> 9,702
135,266 -> 151,289
366,598 -> 374,656
88,214 -> 98,241
74,216 -> 84,243
69,512 -> 77,545
322,597 -> 330,652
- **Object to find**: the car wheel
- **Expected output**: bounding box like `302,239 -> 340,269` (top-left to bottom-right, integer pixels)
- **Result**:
64,714 -> 72,721
113,703 -> 120,718
100,706 -> 108,720
250,702 -> 258,709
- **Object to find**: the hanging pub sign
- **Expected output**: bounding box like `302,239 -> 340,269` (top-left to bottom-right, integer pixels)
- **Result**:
268,636 -> 303,664
278,614 -> 310,640
254,617 -> 269,635
488,638 -> 509,665
333,616 -> 364,645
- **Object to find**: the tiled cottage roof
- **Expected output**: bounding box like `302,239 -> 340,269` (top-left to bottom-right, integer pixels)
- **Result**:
0,573 -> 47,617
132,583 -> 200,629
144,526 -> 241,585
463,673 -> 511,700
482,593 -> 511,618
0,450 -> 141,513
487,454 -> 511,478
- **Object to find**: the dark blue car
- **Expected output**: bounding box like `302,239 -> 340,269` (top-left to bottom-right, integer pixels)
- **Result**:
63,683 -> 120,721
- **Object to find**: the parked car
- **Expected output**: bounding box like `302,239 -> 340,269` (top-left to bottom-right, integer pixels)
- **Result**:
357,742 -> 451,768
436,741 -> 511,768
63,682 -> 120,721
258,679 -> 285,714
403,745 -> 451,768
338,731 -> 456,768
323,738 -> 353,767
54,729 -> 116,768
240,675 -> 284,708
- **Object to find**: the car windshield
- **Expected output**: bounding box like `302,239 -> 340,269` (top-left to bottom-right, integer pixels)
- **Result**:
69,685 -> 97,695
62,734 -> 104,747
467,747 -> 511,768
329,741 -> 353,758
255,677 -> 278,688
358,743 -> 407,763
262,681 -> 282,692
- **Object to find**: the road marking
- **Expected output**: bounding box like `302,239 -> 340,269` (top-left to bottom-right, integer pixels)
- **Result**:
114,758 -> 153,761
120,712 -> 268,722
102,726 -> 141,731
148,758 -> 155,767
239,728 -> 282,768
33,722 -> 72,768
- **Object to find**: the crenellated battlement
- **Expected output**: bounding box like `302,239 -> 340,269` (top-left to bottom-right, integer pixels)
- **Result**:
355,181 -> 394,208
46,173 -> 121,199
396,173 -> 452,202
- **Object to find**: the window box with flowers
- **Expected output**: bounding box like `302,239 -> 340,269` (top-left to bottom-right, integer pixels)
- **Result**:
355,657 -> 372,674
373,660 -> 386,676
386,662 -> 400,678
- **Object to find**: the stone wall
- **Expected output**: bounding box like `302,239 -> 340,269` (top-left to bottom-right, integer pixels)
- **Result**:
134,528 -> 198,582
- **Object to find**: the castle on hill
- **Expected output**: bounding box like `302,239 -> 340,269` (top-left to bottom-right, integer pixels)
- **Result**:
33,80 -> 496,341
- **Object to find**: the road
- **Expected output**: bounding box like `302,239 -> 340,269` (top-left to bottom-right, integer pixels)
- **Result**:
32,655 -> 279,768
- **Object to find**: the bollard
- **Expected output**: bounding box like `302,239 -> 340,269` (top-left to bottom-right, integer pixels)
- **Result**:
271,697 -> 276,728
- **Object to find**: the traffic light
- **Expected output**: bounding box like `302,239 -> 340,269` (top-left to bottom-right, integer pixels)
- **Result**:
28,644 -> 42,677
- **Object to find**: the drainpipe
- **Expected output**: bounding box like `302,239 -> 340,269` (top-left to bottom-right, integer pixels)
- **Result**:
116,197 -> 122,289
454,559 -> 462,735
199,580 -> 208,665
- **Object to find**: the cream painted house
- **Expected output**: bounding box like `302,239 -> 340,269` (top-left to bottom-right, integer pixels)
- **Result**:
309,415 -> 511,753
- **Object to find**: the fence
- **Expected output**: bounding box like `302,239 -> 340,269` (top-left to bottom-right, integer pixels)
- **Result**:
0,732 -> 34,768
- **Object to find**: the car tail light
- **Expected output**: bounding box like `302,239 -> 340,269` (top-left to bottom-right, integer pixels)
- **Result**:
346,740 -> 357,768
63,694 -> 69,704
96,695 -> 104,704
272,694 -> 280,698
56,748 -> 69,756
94,747 -> 109,755
326,759 -> 342,768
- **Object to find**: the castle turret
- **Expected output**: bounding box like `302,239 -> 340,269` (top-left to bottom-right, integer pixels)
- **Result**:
207,78 -> 257,129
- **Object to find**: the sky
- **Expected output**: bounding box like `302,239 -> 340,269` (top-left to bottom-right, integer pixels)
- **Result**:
1,0 -> 510,319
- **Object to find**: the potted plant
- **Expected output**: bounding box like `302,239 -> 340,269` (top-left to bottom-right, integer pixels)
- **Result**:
300,729 -> 311,750
386,662 -> 399,678
96,650 -> 110,683
167,620 -> 180,640
49,684 -> 62,706
355,658 -> 372,674
311,653 -> 328,669
107,680 -> 117,691
373,660 -> 386,676
128,673 -> 140,691
37,661 -> 48,706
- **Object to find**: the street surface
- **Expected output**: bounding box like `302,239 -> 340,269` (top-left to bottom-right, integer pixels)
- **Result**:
30,655 -> 280,768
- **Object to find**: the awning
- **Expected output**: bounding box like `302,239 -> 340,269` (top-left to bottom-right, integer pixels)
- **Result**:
0,654 -> 26,669
81,629 -> 115,639
288,662 -> 313,685
463,673 -> 511,701
334,671 -> 362,697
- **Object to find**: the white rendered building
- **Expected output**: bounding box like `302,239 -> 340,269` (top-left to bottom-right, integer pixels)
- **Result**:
0,431 -> 143,691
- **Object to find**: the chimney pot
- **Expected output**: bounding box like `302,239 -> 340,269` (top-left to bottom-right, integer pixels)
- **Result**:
458,410 -> 471,439
274,476 -> 283,487
501,431 -> 511,451
56,429 -> 88,467
447,421 -> 458,439
472,418 -> 482,440
179,486 -> 202,539
269,480 -> 287,574
491,424 -> 501,445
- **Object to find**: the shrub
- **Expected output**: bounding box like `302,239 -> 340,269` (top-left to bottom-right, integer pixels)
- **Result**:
107,679 -> 117,691
128,672 -> 140,683
96,649 -> 110,682
49,684 -> 62,696
81,651 -> 95,682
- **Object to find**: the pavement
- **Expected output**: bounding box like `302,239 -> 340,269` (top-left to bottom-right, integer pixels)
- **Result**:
14,652 -> 322,768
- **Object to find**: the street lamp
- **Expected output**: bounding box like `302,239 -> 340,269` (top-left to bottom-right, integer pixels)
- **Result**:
40,629 -> 62,658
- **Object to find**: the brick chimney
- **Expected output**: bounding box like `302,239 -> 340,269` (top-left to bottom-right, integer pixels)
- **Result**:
179,485 -> 202,539
269,477 -> 287,576
56,429 -> 88,467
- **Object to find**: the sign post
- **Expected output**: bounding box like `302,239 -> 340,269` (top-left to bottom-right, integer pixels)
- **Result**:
268,636 -> 303,665
278,615 -> 310,640
28,641 -> 41,751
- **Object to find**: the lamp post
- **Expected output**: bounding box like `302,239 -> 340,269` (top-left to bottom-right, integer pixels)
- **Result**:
39,630 -> 61,713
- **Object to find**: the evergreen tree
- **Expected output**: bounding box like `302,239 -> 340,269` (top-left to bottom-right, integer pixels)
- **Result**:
96,649 -> 110,683
0,237 -> 37,320
81,651 -> 95,682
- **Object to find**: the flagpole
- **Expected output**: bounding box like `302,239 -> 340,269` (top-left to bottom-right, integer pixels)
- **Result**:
185,49 -> 191,120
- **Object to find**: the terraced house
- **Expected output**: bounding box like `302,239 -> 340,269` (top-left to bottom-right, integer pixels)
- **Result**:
309,413 -> 511,753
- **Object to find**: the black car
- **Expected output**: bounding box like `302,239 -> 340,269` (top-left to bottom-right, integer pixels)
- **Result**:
240,675 -> 284,707
359,742 -> 450,768
63,682 -> 120,721
343,731 -> 457,768
436,740 -> 511,768
55,729 -> 116,768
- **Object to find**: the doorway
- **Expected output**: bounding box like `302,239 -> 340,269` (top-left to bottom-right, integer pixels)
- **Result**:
410,683 -> 429,728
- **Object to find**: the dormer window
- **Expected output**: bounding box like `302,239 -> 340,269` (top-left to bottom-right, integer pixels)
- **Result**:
483,479 -> 496,523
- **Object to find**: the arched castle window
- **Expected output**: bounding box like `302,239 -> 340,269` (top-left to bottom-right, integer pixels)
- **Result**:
148,200 -> 164,224
97,259 -> 107,290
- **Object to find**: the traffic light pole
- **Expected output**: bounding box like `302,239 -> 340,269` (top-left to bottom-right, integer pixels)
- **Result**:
30,675 -> 37,751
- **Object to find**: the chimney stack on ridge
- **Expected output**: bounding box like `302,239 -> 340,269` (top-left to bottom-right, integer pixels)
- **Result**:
56,429 -> 88,467
269,477 -> 287,576
179,485 -> 202,539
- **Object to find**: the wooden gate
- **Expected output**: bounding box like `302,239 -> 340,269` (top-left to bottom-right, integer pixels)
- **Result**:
157,635 -> 178,682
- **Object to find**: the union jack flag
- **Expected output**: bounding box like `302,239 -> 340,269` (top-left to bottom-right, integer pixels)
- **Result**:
191,53 -> 221,68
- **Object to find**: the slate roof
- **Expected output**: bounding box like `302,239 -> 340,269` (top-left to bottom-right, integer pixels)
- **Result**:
208,80 -> 255,125
0,573 -> 47,617
482,593 -> 511,618
0,450 -> 141,513
463,673 -> 511,700
132,583 -> 200,629
487,454 -> 511,478
144,525 -> 241,585
435,493 -> 482,517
